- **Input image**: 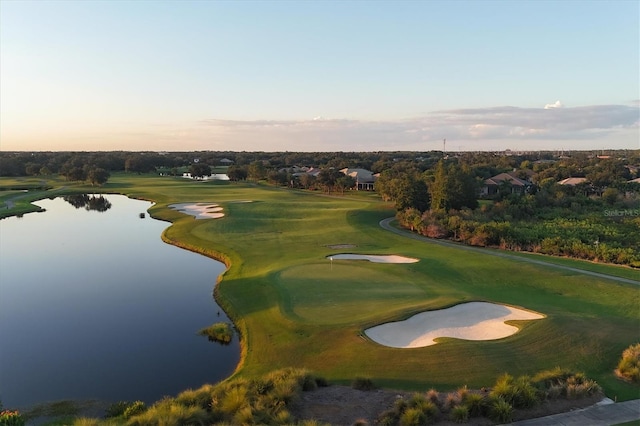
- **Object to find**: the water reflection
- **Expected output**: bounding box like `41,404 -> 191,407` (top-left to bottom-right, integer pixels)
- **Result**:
0,194 -> 239,408
63,194 -> 112,212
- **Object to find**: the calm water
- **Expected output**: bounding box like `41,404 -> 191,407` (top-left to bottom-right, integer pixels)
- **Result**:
0,195 -> 239,408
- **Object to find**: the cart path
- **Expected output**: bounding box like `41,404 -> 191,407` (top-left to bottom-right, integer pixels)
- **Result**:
379,217 -> 640,286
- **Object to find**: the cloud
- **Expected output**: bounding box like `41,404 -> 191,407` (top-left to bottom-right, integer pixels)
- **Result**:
81,103 -> 637,152
544,100 -> 564,109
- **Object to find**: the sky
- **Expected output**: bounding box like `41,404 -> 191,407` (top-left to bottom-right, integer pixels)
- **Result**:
1,0 -> 638,152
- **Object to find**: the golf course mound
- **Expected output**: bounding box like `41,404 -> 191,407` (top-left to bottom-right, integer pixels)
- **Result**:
169,202 -> 224,219
365,301 -> 545,348
328,254 -> 419,263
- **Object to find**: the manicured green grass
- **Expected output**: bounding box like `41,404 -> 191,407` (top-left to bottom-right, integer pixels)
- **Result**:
2,173 -> 638,402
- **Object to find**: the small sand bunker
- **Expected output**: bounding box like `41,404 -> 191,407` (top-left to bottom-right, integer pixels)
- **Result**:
329,254 -> 419,264
169,203 -> 224,219
365,302 -> 544,348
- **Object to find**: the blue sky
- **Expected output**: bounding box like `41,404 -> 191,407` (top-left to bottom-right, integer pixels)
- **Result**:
1,0 -> 638,152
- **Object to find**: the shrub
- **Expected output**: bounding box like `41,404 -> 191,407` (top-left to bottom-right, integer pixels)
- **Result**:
105,401 -> 130,418
408,393 -> 429,411
123,401 -> 146,419
220,385 -> 248,414
175,384 -> 216,408
615,343 -> 640,383
462,393 -> 484,417
314,376 -> 329,387
425,388 -> 440,405
444,393 -> 460,411
488,397 -> 513,423
0,410 -> 25,426
377,409 -> 399,426
420,400 -> 439,422
456,385 -> 468,402
399,407 -> 426,426
351,377 -> 376,391
449,405 -> 469,423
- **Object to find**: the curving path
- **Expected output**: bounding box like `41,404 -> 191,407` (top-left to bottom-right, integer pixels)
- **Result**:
379,217 -> 640,286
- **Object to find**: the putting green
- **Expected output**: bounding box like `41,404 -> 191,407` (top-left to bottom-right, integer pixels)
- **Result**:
277,263 -> 426,325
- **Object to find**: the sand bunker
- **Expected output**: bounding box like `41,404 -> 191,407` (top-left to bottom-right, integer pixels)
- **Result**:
365,302 -> 544,348
328,254 -> 419,264
169,203 -> 224,219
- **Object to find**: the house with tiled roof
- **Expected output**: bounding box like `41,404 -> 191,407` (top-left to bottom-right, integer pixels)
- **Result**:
481,172 -> 532,196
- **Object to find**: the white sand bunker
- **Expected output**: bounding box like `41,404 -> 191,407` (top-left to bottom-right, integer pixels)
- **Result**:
169,203 -> 224,219
365,302 -> 544,348
329,254 -> 419,264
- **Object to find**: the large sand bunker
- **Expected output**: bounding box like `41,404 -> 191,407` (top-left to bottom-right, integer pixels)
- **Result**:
329,254 -> 419,264
365,302 -> 544,348
169,203 -> 224,219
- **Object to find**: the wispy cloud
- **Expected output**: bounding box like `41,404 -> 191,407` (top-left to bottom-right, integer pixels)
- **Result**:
184,103 -> 639,151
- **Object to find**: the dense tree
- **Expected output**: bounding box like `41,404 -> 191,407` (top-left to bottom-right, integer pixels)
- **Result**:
227,165 -> 248,181
317,169 -> 343,194
87,167 -> 110,186
247,161 -> 267,181
429,161 -> 478,211
189,163 -> 212,179
335,175 -> 356,194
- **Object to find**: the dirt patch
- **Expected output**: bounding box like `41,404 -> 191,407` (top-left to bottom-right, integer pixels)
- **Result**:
290,385 -> 604,426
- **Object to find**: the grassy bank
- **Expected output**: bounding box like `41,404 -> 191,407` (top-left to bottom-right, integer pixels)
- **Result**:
1,173 -> 638,402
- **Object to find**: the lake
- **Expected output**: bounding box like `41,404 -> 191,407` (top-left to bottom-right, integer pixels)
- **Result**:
0,194 -> 239,408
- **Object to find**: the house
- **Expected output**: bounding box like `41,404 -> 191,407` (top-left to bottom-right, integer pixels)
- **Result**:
558,177 -> 588,186
481,172 -> 532,196
340,168 -> 376,191
219,158 -> 234,164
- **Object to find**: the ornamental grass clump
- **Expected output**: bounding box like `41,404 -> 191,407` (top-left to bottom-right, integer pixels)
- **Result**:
615,343 -> 640,383
0,409 -> 25,426
449,405 -> 469,423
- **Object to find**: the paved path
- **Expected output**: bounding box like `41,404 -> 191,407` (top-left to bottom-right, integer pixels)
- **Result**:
379,217 -> 640,286
508,399 -> 640,425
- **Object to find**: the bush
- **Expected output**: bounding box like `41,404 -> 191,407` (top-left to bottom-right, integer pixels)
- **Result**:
0,410 -> 25,426
449,405 -> 469,423
123,401 -> 146,419
399,407 -> 426,426
615,343 -> 640,383
488,397 -> 513,423
105,401 -> 130,418
462,393 -> 484,417
425,388 -> 440,405
351,377 -> 376,391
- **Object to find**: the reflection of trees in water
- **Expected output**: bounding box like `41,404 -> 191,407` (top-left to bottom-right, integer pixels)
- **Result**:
63,194 -> 112,212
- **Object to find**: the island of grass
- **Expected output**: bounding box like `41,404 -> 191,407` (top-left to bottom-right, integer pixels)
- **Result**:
198,322 -> 233,344
1,173 -> 639,406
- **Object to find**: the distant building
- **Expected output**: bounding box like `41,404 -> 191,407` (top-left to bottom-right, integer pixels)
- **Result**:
220,158 -> 234,164
340,168 -> 376,191
481,172 -> 532,196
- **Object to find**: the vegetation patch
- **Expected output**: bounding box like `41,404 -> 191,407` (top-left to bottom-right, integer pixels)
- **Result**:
198,322 -> 234,344
615,343 -> 640,383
